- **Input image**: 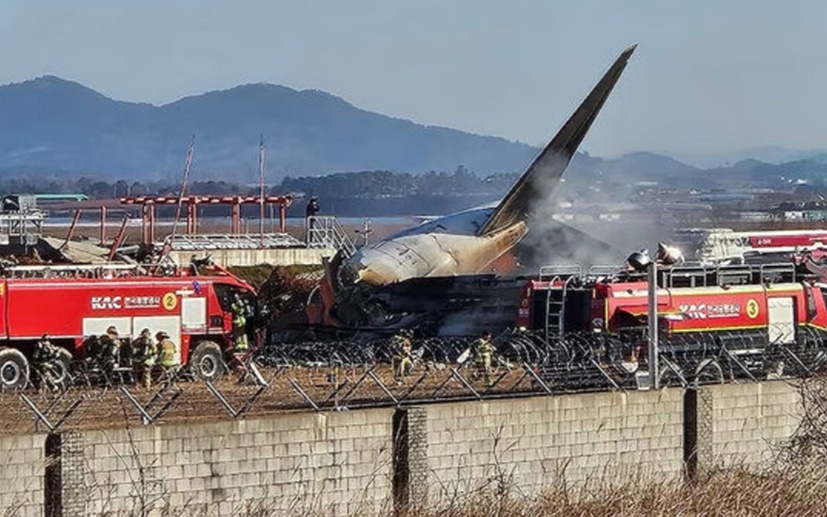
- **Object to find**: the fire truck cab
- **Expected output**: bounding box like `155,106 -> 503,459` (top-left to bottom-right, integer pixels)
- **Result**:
0,263 -> 258,389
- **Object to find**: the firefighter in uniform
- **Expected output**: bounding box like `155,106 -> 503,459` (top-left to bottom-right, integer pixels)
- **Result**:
305,196 -> 321,242
99,326 -> 121,374
390,329 -> 414,383
83,335 -> 102,364
133,328 -> 157,389
231,294 -> 249,352
472,330 -> 495,386
156,331 -> 179,378
32,333 -> 59,383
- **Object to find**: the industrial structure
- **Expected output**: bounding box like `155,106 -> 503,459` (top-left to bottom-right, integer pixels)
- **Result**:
119,194 -> 293,243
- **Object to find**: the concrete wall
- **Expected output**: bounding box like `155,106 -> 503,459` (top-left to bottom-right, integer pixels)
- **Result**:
62,409 -> 393,516
0,433 -> 45,517
0,381 -> 809,516
169,247 -> 334,267
409,389 -> 685,504
700,381 -> 801,466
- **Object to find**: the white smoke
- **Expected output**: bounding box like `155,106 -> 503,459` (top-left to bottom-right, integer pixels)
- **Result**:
517,157 -> 674,272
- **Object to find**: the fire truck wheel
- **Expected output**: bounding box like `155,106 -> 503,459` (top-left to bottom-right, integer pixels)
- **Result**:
190,341 -> 226,381
0,348 -> 29,390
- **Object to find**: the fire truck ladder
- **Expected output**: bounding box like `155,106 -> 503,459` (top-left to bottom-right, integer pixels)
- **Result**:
539,265 -> 582,338
2,263 -> 157,279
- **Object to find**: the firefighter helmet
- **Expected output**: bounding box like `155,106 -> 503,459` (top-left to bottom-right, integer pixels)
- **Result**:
106,326 -> 118,337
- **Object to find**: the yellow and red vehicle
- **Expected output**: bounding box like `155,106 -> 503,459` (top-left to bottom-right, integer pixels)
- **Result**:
517,263 -> 827,382
0,263 -> 257,389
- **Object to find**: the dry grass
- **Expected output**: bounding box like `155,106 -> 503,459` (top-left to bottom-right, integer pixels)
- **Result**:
410,378 -> 827,517
403,465 -> 827,517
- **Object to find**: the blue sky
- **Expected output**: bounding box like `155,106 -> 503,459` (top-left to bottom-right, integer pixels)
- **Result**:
1,1 -> 824,158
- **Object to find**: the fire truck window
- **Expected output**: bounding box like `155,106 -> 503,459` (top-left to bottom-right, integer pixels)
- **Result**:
214,284 -> 231,312
215,284 -> 255,315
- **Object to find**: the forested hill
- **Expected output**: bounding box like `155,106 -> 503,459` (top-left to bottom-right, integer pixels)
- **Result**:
0,76 -> 536,178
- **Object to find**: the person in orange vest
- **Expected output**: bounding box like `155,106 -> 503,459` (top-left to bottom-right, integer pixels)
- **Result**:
472,330 -> 495,386
231,294 -> 249,352
156,331 -> 179,378
390,329 -> 414,382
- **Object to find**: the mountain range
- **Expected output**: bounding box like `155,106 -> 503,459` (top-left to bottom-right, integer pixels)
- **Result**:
0,76 -> 537,179
1,75 -> 826,189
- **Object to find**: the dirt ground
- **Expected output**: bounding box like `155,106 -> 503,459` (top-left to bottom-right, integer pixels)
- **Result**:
0,363 -> 541,435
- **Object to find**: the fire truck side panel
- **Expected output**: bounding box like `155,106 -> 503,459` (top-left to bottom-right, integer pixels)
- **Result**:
668,287 -> 770,333
598,283 -> 809,336
2,277 -> 248,363
0,280 -> 8,338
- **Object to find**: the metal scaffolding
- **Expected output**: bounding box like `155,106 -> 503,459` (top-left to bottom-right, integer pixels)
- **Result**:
120,195 -> 293,244
166,233 -> 304,251
0,210 -> 46,246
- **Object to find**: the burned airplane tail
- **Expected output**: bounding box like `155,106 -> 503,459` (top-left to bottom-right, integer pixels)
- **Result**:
478,45 -> 637,237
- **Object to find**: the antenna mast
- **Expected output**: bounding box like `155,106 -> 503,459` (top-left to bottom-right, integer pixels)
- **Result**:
170,135 -> 195,243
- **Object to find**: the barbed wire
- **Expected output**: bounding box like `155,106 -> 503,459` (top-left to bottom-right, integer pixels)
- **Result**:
1,328 -> 826,434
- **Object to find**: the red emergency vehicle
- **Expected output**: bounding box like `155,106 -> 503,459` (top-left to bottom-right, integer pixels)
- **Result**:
0,263 -> 257,389
517,262 -> 827,382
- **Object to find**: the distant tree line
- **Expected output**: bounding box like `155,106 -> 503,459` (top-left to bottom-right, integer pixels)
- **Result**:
280,166 -> 518,198
0,166 -> 520,200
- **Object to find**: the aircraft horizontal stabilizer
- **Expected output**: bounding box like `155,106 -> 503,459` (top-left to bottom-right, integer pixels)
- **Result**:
478,45 -> 637,237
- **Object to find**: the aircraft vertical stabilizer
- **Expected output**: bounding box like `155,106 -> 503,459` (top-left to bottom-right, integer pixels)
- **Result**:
478,45 -> 636,236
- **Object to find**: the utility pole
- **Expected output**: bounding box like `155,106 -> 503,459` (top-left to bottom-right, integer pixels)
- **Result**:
355,218 -> 373,246
259,136 -> 266,245
647,262 -> 659,390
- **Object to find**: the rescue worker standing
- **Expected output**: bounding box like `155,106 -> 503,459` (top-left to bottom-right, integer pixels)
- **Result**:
33,333 -> 59,377
156,331 -> 179,377
305,196 -> 320,243
472,330 -> 495,386
99,326 -> 121,373
133,328 -> 157,389
305,196 -> 320,218
83,335 -> 102,364
390,329 -> 414,383
231,294 -> 249,352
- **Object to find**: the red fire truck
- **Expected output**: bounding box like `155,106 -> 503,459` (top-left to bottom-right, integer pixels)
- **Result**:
0,263 -> 257,389
517,262 -> 827,383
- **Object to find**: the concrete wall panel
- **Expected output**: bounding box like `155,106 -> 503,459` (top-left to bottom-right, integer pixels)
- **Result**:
0,433 -> 46,517
421,389 -> 685,501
